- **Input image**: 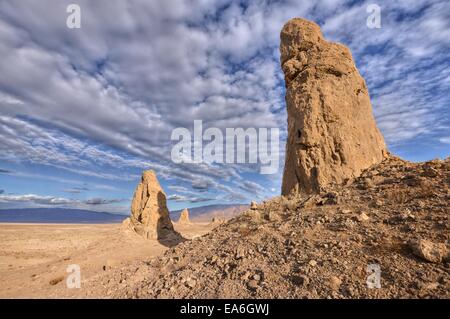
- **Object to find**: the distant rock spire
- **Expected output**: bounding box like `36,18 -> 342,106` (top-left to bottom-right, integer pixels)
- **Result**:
123,170 -> 179,240
178,208 -> 190,224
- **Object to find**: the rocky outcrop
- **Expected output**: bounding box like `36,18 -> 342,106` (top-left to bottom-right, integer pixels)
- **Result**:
123,170 -> 179,240
280,18 -> 387,195
178,208 -> 190,224
104,156 -> 450,299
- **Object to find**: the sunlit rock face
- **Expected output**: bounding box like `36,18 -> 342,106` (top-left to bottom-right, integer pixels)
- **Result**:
124,170 -> 178,240
280,18 -> 387,196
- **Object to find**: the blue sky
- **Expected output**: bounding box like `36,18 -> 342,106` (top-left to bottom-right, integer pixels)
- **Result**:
0,0 -> 449,214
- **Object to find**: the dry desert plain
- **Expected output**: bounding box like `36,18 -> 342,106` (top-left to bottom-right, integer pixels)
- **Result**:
0,221 -> 214,298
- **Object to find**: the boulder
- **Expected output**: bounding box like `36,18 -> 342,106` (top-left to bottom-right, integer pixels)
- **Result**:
409,239 -> 449,263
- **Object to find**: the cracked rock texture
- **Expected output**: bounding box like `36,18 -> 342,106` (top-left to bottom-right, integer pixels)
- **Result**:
281,18 -> 387,195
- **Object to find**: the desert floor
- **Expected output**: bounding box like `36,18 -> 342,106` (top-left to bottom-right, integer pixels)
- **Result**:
0,222 -> 214,298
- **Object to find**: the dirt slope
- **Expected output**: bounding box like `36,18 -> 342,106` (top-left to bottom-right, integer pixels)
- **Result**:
87,155 -> 449,298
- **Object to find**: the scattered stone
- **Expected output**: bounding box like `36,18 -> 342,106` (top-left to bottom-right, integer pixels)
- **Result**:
185,278 -> 197,288
253,274 -> 261,281
329,276 -> 342,291
361,178 -> 375,189
357,212 -> 370,222
240,271 -> 251,281
370,199 -> 383,208
386,211 -> 415,225
235,247 -> 246,260
49,276 -> 64,286
308,260 -> 317,267
415,280 -> 439,290
317,192 -> 340,205
409,239 -> 448,263
247,280 -> 259,290
291,275 -> 309,286
339,208 -> 352,214
423,282 -> 439,290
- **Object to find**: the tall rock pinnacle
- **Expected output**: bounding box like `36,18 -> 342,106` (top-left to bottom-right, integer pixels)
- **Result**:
123,170 -> 179,240
280,18 -> 387,195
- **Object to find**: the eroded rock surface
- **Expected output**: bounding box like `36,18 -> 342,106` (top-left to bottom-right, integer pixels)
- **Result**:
123,170 -> 179,240
280,18 -> 387,195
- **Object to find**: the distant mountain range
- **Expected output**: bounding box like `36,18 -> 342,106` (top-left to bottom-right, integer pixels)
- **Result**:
0,208 -> 127,224
0,204 -> 249,224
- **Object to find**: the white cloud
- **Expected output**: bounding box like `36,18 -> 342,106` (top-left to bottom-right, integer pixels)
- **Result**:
0,194 -> 75,205
0,193 -> 124,209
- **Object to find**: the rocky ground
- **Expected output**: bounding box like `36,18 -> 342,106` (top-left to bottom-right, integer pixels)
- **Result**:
88,155 -> 449,298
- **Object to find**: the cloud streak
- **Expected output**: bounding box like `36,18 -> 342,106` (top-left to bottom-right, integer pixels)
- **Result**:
63,187 -> 90,194
0,193 -> 124,209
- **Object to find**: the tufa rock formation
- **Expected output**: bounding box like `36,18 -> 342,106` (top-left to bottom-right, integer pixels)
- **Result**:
178,208 -> 191,224
280,18 -> 387,195
122,170 -> 179,240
